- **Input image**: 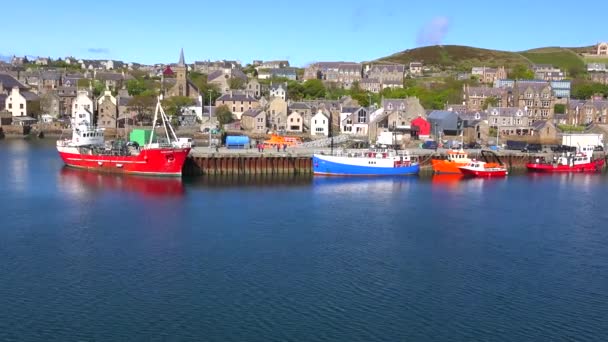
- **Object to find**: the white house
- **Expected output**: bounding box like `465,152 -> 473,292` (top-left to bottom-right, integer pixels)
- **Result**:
310,110 -> 329,136
340,107 -> 368,135
4,87 -> 39,117
270,83 -> 287,100
287,111 -> 303,132
72,90 -> 94,119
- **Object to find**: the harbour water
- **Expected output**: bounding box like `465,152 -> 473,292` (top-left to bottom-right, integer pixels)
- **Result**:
1,139 -> 608,341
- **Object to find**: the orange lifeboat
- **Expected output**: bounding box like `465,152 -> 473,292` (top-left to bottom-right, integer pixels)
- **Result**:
263,134 -> 302,148
431,149 -> 471,174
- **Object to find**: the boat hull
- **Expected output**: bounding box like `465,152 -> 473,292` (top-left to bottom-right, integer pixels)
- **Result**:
526,159 -> 604,173
313,155 -> 419,176
458,167 -> 507,177
431,159 -> 467,174
57,146 -> 191,177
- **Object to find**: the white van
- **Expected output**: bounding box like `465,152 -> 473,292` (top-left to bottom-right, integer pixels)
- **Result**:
177,137 -> 194,147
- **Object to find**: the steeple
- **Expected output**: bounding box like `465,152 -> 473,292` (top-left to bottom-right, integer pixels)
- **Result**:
178,48 -> 185,67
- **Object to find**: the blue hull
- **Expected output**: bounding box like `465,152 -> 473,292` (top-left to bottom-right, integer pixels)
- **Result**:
313,156 -> 420,176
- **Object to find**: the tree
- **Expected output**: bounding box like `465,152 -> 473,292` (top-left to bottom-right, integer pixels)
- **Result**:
162,96 -> 195,117
286,80 -> 304,101
191,74 -> 222,105
482,96 -> 499,110
128,95 -> 156,124
508,65 -> 534,80
229,77 -> 246,90
554,103 -> 566,114
215,105 -> 234,126
303,79 -> 326,99
126,79 -> 148,96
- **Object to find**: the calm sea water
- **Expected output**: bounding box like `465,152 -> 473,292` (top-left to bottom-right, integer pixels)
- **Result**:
1,139 -> 608,341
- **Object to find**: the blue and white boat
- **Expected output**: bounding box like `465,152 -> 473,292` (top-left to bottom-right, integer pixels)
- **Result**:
313,148 -> 420,176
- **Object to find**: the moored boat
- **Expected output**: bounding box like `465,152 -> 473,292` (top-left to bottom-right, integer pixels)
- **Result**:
526,152 -> 604,173
313,148 -> 419,176
458,161 -> 508,177
56,97 -> 191,177
431,149 -> 472,174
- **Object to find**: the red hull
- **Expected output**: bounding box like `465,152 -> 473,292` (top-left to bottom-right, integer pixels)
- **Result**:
526,159 -> 604,173
57,147 -> 191,176
459,168 -> 507,177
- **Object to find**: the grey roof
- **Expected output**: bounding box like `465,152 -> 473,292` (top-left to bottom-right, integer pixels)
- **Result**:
338,63 -> 362,72
531,120 -> 550,130
217,93 -> 258,102
466,86 -> 505,97
96,72 -> 124,81
382,98 -> 408,110
231,69 -> 247,80
369,64 -> 405,73
289,102 -> 311,110
428,110 -> 457,120
458,111 -> 487,120
341,106 -> 360,114
118,96 -> 132,107
207,70 -> 224,81
178,48 -> 185,67
241,108 -> 264,118
270,83 -> 286,91
21,91 -> 40,101
57,86 -> 77,96
0,73 -> 27,89
487,107 -> 526,117
41,71 -> 62,81
361,78 -> 380,84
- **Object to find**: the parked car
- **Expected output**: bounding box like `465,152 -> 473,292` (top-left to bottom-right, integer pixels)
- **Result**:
506,140 -> 527,151
594,145 -> 604,151
522,143 -> 542,152
550,145 -> 577,153
466,142 -> 481,149
422,140 -> 438,150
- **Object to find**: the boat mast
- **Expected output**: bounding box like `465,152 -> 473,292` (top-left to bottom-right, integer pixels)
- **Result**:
149,97 -> 160,146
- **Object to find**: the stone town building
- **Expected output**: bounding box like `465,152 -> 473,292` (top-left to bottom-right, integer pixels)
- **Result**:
216,92 -> 260,119
567,98 -> 608,125
267,97 -> 288,131
167,49 -> 199,99
360,78 -> 381,93
72,90 -> 94,120
240,108 -> 266,133
208,68 -> 248,94
463,85 -> 509,111
57,86 -> 77,117
97,90 -> 117,128
368,97 -> 426,141
0,73 -> 40,117
471,66 -> 507,84
513,82 -> 555,123
303,62 -> 361,87
597,42 -> 608,56
366,64 -> 405,84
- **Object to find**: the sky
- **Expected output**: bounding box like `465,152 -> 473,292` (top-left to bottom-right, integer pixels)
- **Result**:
2,0 -> 606,67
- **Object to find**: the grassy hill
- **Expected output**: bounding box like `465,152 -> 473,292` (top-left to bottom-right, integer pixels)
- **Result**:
377,45 -> 529,71
520,47 -> 585,72
376,44 -> 591,73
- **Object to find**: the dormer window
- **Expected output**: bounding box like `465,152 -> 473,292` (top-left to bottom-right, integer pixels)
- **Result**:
475,113 -> 480,120
388,103 -> 393,110
517,110 -> 523,116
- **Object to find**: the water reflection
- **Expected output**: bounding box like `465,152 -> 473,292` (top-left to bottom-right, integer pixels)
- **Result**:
58,167 -> 185,197
431,174 -> 464,189
186,174 -> 313,188
312,175 -> 417,195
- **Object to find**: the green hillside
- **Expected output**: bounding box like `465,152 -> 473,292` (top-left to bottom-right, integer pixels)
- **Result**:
376,44 -> 591,73
520,48 -> 585,73
377,45 -> 529,70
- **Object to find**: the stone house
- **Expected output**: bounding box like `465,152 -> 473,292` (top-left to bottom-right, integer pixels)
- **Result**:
97,90 -> 117,128
360,78 -> 381,93
288,102 -> 312,130
40,71 -> 62,92
337,63 -> 362,88
287,111 -> 303,132
366,64 -> 405,84
471,66 -> 507,84
216,92 -> 260,119
531,120 -> 558,142
246,78 -> 261,98
303,62 -> 341,81
590,72 -> 608,85
57,86 -> 77,117
409,62 -> 423,75
117,89 -> 135,127
463,85 -> 509,111
597,42 -> 608,56
4,86 -> 40,117
267,97 -> 288,131
486,107 -> 533,136
40,92 -> 61,117
240,108 -> 266,133
208,68 -> 248,94
95,72 -> 129,90
514,82 -> 555,123
567,99 -> 608,125
310,110 -> 329,136
368,97 -> 426,140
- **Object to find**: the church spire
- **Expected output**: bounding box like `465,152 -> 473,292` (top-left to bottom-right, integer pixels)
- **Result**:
178,48 -> 185,67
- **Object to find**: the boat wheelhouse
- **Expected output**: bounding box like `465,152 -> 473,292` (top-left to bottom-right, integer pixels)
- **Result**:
313,148 -> 419,176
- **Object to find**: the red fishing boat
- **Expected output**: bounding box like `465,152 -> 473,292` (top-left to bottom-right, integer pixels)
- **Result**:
458,150 -> 508,177
526,151 -> 604,173
57,97 -> 191,177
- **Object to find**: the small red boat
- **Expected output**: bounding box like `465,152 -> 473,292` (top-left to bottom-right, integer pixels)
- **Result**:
457,150 -> 508,177
458,161 -> 508,177
526,152 -> 605,173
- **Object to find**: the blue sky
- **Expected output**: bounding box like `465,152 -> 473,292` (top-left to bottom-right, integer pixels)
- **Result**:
2,0 -> 606,67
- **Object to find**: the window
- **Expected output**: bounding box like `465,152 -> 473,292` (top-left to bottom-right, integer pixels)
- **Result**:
101,108 -> 104,113
240,107 -> 243,112
8,104 -> 12,109
19,103 -> 24,109
290,118 -> 294,122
